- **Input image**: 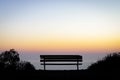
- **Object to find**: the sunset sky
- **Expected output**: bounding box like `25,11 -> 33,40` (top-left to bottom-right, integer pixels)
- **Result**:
0,0 -> 120,54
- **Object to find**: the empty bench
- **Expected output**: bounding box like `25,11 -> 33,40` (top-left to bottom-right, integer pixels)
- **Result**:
40,55 -> 82,70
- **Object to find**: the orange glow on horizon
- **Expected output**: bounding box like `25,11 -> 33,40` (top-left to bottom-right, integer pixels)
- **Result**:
1,36 -> 120,53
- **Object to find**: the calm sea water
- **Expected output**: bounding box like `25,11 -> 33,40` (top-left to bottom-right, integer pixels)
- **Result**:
20,52 -> 107,70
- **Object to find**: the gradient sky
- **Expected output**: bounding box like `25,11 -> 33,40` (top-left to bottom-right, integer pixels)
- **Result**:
0,0 -> 120,53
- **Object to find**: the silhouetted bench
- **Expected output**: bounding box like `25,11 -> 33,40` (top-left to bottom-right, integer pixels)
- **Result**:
40,55 -> 82,70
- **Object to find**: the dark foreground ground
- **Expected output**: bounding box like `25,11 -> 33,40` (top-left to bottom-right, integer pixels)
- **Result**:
0,70 -> 119,80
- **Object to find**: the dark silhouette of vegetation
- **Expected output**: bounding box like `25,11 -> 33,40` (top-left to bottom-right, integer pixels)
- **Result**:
0,49 -> 20,70
88,52 -> 120,72
0,49 -> 35,71
16,61 -> 35,71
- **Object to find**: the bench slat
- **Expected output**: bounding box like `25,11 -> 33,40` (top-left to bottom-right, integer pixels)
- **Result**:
40,55 -> 82,59
40,59 -> 82,62
41,63 -> 82,65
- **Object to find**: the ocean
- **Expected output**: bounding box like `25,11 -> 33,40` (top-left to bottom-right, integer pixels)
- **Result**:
20,52 -> 108,70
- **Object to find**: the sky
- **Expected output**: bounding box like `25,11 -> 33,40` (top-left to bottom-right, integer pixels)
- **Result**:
0,0 -> 120,54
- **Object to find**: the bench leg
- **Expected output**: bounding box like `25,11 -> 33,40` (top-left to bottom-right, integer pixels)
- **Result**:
44,58 -> 46,70
77,60 -> 79,70
44,64 -> 46,70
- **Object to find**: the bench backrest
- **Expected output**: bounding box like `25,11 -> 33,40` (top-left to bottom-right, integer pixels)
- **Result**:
40,55 -> 82,62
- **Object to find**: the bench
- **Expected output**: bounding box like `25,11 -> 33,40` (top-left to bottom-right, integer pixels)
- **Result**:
40,55 -> 82,70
